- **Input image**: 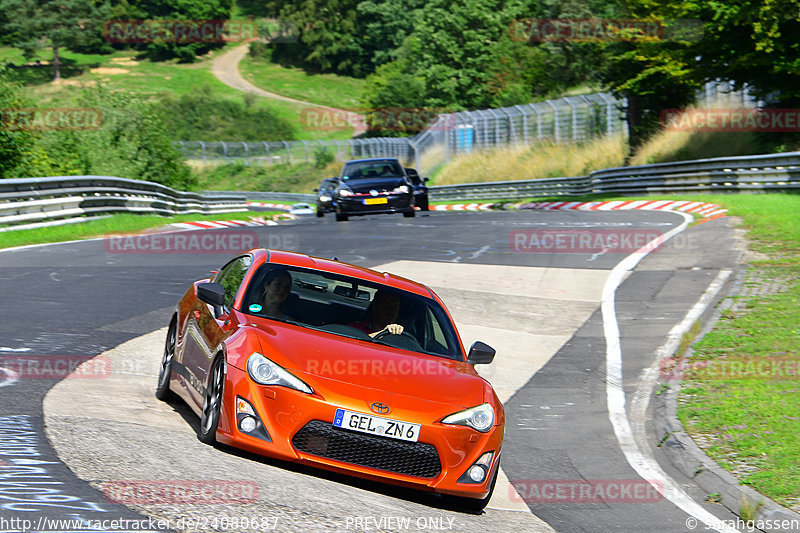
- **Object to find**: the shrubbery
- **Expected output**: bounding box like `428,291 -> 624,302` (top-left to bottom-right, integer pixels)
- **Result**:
157,86 -> 296,141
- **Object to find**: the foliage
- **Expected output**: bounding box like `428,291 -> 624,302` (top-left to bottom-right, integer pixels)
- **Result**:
156,85 -> 296,141
7,85 -> 195,189
123,0 -> 234,62
194,160 -> 341,193
0,66 -> 34,177
313,146 -> 335,168
0,0 -> 111,80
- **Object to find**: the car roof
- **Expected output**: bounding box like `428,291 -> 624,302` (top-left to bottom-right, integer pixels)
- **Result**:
251,249 -> 432,298
344,158 -> 401,164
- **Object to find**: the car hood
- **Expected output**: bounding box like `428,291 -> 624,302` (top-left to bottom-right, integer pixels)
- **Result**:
340,178 -> 406,194
245,322 -> 485,408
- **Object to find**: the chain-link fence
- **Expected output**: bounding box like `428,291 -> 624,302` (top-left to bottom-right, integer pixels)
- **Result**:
175,82 -> 759,175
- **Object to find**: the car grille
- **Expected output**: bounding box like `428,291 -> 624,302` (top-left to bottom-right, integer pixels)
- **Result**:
292,420 -> 442,478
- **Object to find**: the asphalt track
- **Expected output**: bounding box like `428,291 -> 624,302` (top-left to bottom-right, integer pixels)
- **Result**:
0,210 -> 747,532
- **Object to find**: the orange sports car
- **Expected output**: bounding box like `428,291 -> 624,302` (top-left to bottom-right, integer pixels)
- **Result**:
156,249 -> 504,510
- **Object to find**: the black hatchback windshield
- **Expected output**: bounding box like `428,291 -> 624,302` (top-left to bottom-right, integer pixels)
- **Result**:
341,160 -> 405,180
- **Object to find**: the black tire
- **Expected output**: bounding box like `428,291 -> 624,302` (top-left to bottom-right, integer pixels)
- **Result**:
316,209 -> 324,218
199,356 -> 225,444
445,462 -> 498,513
403,210 -> 416,218
418,198 -> 429,211
155,318 -> 177,401
335,212 -> 349,222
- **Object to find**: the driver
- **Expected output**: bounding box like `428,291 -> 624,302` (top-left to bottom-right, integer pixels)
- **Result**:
349,289 -> 404,338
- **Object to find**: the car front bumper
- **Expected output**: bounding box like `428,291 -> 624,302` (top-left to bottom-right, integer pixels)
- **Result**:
215,364 -> 503,499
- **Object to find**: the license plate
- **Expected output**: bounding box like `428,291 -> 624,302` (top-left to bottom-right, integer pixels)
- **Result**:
333,408 -> 420,442
363,197 -> 388,205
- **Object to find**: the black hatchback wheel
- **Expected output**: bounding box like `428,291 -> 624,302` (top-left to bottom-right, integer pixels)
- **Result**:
155,319 -> 177,401
199,356 -> 225,444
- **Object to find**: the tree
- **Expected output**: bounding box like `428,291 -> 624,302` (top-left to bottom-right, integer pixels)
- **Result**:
0,67 -> 34,178
0,0 -> 110,81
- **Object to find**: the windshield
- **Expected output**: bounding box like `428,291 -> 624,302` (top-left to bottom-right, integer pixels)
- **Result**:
241,264 -> 462,360
341,160 -> 405,180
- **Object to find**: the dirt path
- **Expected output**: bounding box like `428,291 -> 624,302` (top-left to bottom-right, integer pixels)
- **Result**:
211,44 -> 364,135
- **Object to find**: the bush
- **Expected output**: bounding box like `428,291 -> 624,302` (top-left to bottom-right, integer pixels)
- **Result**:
313,147 -> 335,168
157,87 -> 296,141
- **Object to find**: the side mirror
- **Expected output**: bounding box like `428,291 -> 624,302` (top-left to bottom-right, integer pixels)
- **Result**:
197,282 -> 226,318
423,177 -> 429,183
313,188 -> 319,193
467,341 -> 495,365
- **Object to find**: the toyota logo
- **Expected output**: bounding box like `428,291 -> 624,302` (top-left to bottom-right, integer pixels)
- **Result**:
370,402 -> 390,414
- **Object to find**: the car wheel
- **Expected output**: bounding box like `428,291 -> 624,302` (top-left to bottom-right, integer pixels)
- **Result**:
403,210 -> 416,218
316,209 -> 324,218
335,212 -> 349,222
155,318 -> 177,401
445,462 -> 498,513
418,199 -> 429,211
199,356 -> 224,444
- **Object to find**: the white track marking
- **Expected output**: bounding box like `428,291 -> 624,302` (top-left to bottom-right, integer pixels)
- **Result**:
602,212 -> 739,533
0,367 -> 18,388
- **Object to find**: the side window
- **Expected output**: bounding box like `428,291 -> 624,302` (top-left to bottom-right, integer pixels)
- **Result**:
215,256 -> 252,310
426,307 -> 448,350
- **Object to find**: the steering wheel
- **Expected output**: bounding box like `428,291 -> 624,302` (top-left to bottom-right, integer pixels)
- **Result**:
373,330 -> 423,351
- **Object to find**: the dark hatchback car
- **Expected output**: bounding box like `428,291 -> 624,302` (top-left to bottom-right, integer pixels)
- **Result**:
405,167 -> 429,211
314,178 -> 337,217
322,158 -> 416,222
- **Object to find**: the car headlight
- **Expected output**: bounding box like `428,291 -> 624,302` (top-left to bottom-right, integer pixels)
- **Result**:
441,403 -> 494,432
246,352 -> 313,394
391,185 -> 410,194
338,188 -> 354,197
319,195 -> 332,202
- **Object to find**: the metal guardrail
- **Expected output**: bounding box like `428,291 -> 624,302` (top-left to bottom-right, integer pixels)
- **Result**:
428,152 -> 800,201
0,176 -> 247,230
209,191 -> 316,203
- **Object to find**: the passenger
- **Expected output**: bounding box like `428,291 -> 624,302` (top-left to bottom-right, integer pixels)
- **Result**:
261,268 -> 293,320
349,289 -> 404,337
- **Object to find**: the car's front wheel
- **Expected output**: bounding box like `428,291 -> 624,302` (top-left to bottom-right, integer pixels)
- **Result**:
155,318 -> 177,401
403,210 -> 416,218
199,356 -> 224,444
335,212 -> 349,222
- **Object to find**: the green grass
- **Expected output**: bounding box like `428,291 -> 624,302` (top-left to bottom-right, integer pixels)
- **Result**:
0,211 -> 274,250
672,193 -> 800,507
1,46 -> 352,141
239,54 -> 366,110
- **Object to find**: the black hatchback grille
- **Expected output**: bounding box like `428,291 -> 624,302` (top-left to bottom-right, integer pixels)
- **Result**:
292,420 -> 442,478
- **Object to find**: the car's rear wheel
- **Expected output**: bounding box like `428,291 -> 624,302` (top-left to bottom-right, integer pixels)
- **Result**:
155,318 -> 177,401
335,212 -> 349,222
199,356 -> 224,444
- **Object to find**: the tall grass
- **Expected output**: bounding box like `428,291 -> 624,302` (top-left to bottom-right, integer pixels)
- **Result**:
432,135 -> 627,185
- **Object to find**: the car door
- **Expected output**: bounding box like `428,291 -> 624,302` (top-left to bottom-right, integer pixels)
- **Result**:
183,255 -> 252,407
